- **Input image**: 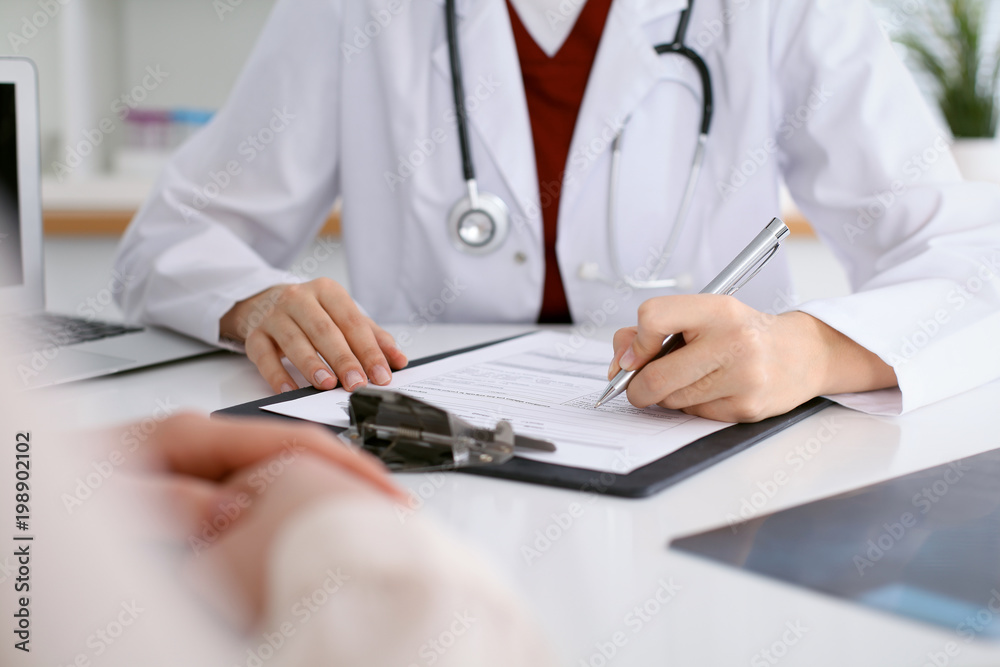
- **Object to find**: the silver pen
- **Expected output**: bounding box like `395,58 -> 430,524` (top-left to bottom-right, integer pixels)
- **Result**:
594,217 -> 790,408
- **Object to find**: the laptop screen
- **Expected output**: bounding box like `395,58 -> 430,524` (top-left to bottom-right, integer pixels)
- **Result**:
0,82 -> 23,288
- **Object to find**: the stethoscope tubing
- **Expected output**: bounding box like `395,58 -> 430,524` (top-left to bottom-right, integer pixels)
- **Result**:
445,0 -> 714,284
445,0 -> 476,184
603,0 -> 714,288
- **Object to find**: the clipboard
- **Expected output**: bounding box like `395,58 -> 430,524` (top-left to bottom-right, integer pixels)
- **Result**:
213,335 -> 832,498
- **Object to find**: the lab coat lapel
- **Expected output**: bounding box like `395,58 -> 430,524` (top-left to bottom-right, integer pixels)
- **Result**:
560,0 -> 689,212
431,0 -> 542,241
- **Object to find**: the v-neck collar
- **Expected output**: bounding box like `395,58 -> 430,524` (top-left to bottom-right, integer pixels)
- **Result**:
507,0 -> 613,60
506,0 -> 590,57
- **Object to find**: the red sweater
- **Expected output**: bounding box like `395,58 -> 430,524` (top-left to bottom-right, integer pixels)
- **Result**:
507,0 -> 614,324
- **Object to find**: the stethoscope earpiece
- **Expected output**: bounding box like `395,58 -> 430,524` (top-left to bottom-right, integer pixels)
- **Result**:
578,262 -> 695,291
675,272 -> 694,291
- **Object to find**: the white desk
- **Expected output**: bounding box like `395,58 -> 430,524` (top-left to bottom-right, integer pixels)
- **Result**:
36,237 -> 1000,666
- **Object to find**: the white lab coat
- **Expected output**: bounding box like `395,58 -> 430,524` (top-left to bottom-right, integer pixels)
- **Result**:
115,0 -> 1000,415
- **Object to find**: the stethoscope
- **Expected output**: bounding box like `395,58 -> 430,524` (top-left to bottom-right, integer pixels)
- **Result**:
445,0 -> 713,289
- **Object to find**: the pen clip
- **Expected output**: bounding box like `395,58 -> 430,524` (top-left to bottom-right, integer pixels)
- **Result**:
724,243 -> 779,296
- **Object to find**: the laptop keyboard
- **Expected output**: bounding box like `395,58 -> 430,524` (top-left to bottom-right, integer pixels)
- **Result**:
7,313 -> 144,354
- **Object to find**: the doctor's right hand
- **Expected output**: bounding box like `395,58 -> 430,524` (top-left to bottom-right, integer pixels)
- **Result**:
219,278 -> 408,394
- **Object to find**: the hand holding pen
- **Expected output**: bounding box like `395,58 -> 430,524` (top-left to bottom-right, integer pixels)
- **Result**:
599,218 -> 808,422
598,218 -> 897,423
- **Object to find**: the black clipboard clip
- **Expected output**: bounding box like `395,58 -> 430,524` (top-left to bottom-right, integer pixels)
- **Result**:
345,387 -> 556,473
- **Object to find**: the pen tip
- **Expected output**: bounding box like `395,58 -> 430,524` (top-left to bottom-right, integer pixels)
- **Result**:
594,400 -> 603,408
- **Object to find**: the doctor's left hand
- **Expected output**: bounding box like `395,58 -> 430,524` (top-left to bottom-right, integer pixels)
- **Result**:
608,295 -> 897,423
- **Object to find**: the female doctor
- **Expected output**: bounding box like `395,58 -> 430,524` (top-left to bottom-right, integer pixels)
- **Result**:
115,0 -> 1000,422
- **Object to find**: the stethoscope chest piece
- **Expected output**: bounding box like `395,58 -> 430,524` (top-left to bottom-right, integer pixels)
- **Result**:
447,183 -> 510,254
443,0 -> 512,256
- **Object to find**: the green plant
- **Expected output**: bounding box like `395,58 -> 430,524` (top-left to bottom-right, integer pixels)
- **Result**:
899,0 -> 1000,138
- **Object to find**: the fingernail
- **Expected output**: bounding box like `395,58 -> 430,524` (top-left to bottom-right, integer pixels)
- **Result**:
280,383 -> 294,393
371,365 -> 391,385
314,369 -> 334,388
620,348 -> 637,371
345,370 -> 366,390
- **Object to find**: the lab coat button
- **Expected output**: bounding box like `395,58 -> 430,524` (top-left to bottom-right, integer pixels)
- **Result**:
514,252 -> 527,264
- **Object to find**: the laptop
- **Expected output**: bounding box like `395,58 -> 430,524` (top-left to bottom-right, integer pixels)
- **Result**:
0,57 -> 217,390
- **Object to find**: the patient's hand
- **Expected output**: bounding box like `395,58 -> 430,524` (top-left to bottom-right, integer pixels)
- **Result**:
220,278 -> 408,394
149,412 -> 402,499
609,295 -> 897,422
125,413 -> 406,625
186,450 -> 386,624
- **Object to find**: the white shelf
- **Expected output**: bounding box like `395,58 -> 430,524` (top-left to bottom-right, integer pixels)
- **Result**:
42,175 -> 153,211
0,0 -> 276,180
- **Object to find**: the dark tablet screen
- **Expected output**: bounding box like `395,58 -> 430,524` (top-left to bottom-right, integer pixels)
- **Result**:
671,448 -> 1000,639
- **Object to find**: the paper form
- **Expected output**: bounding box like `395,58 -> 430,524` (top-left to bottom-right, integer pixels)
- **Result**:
262,332 -> 732,474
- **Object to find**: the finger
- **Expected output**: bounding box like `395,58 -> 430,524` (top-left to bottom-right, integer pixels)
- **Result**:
284,298 -> 369,391
671,368 -> 775,423
369,320 -> 409,370
679,395 -> 772,423
657,366 -> 732,410
245,330 -> 298,394
608,327 -> 638,379
620,295 -> 729,371
246,422 -> 407,502
159,475 -> 221,522
115,473 -> 219,541
315,289 -> 393,387
155,414 -> 406,500
265,313 -> 340,390
224,450 -> 397,514
678,400 -> 739,423
626,339 -> 729,408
